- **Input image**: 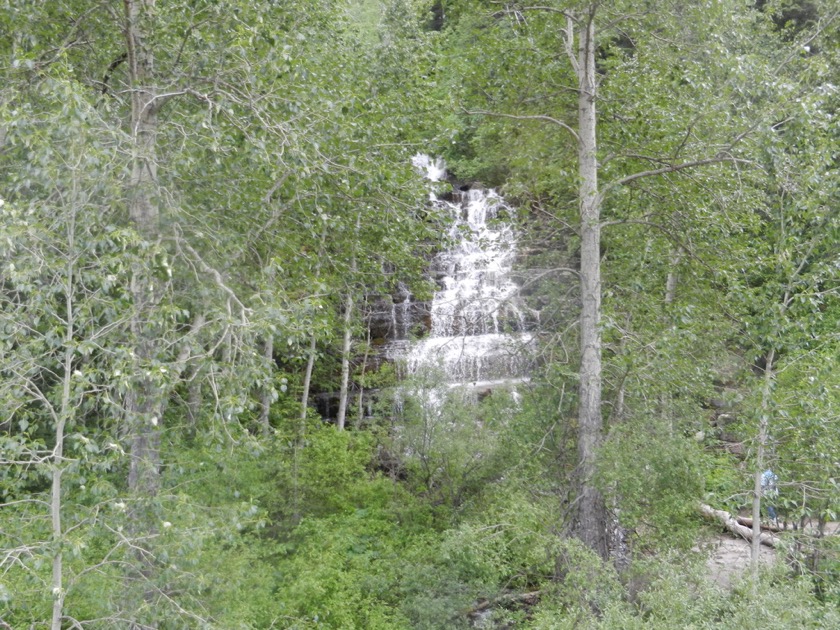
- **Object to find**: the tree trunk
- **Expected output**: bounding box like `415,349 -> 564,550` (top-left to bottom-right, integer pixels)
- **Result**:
700,504 -> 778,547
573,7 -> 608,560
51,243 -> 77,630
336,215 -> 360,431
125,0 -> 162,496
259,336 -> 274,436
664,247 -> 681,304
125,0 -> 159,236
357,325 -> 372,427
123,1 -> 163,623
336,293 -> 354,430
751,347 -> 776,578
300,334 -> 317,422
299,224 -> 328,421
186,365 -> 202,430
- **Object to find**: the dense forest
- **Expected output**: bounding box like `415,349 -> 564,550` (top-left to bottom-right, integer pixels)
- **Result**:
1,0 -> 839,627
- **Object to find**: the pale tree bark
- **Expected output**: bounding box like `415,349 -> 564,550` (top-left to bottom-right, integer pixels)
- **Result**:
336,293 -> 354,430
476,0 -> 764,565
294,331 -> 317,523
700,504 -> 778,548
50,348 -> 70,630
336,214 -> 361,430
664,247 -> 681,304
51,214 -> 78,630
48,367 -> 74,629
295,224 -> 328,521
572,7 -> 609,560
259,336 -> 274,436
300,333 -> 318,423
751,347 -> 776,579
750,286 -> 792,577
299,224 -> 328,422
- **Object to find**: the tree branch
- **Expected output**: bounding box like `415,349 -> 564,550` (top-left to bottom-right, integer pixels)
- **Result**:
493,4 -> 573,17
602,155 -> 750,196
463,109 -> 580,144
101,53 -> 128,95
700,503 -> 778,548
173,228 -> 250,316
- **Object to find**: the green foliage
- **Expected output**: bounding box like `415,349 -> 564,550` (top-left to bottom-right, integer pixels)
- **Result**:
599,417 -> 706,549
703,451 -> 745,512
388,371 -> 523,514
1,0 -> 839,625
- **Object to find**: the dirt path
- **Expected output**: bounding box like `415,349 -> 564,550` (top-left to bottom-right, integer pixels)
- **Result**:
704,535 -> 776,589
704,521 -> 840,589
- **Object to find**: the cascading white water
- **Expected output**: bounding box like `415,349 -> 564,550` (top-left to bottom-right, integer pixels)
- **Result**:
394,155 -> 532,390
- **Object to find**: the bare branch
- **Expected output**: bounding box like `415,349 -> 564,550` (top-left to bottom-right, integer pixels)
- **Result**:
602,155 -> 750,196
173,227 -> 250,316
464,109 -> 580,144
490,3 -> 573,18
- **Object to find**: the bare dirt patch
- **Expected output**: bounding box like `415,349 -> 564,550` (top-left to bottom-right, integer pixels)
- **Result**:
703,521 -> 839,589
704,535 -> 776,590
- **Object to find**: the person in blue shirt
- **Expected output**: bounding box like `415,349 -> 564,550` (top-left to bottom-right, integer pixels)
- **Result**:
761,469 -> 779,524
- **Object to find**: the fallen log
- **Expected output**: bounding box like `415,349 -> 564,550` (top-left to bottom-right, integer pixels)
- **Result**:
735,515 -> 783,533
699,503 -> 778,548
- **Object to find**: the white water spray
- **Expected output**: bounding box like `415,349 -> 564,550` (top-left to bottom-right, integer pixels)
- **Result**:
394,156 -> 533,390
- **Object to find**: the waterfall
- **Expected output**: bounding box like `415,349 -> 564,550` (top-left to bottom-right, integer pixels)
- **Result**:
391,155 -> 533,391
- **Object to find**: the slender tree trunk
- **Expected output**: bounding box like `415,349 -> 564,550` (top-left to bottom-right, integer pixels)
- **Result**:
259,336 -> 274,436
299,224 -> 328,421
336,215 -> 360,430
51,357 -> 69,630
186,365 -> 202,430
294,225 -> 328,521
293,331 -> 316,524
336,293 -> 354,430
300,334 -> 317,422
357,325 -> 372,427
573,7 -> 608,560
51,218 -> 77,630
665,247 -> 681,304
751,347 -> 776,579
